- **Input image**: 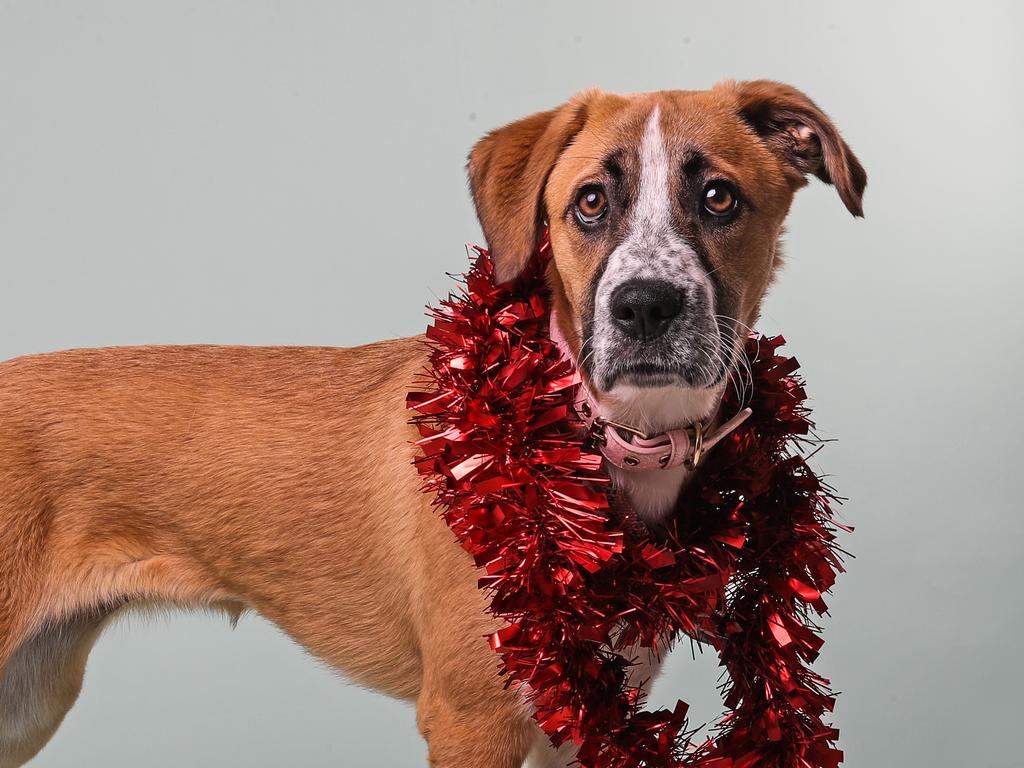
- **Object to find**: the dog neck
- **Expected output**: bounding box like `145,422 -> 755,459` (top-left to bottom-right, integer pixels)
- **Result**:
596,382 -> 725,524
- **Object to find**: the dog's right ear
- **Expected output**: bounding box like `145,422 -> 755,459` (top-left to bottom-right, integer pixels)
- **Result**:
468,92 -> 595,283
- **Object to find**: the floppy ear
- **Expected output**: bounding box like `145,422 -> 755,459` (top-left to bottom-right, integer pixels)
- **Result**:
467,92 -> 594,282
734,80 -> 867,217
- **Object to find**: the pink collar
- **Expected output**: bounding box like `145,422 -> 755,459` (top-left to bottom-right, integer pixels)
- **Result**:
574,389 -> 752,472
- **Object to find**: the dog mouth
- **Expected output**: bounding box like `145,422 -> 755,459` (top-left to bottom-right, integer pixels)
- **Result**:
603,358 -> 728,390
593,327 -> 733,391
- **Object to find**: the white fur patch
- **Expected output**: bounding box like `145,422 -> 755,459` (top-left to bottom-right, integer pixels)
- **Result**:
635,105 -> 673,231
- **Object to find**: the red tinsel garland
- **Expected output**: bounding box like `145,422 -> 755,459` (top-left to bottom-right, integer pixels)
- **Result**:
407,239 -> 848,768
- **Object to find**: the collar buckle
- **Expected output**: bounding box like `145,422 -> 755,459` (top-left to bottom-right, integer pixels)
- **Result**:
684,420 -> 705,469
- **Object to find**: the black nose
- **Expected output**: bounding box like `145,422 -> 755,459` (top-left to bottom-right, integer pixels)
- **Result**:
609,280 -> 683,341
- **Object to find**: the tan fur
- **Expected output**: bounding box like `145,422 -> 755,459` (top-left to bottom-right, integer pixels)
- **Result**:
0,82 -> 863,767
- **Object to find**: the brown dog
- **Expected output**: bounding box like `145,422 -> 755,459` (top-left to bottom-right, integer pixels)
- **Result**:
0,81 -> 864,768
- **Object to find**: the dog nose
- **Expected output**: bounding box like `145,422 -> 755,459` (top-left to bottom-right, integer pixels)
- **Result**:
609,280 -> 683,341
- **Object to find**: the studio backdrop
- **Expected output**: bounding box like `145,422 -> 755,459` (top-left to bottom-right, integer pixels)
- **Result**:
1,2 -> 1021,767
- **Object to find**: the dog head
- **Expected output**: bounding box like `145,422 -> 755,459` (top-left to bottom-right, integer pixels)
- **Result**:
468,81 -> 865,435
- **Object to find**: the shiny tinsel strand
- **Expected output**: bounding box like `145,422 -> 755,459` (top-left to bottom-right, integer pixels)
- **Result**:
408,239 -> 847,768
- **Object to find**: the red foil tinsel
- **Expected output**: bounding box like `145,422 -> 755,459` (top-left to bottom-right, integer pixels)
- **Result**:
407,239 -> 848,768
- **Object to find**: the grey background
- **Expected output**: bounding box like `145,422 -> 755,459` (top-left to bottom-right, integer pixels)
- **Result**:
1,1 -> 1021,766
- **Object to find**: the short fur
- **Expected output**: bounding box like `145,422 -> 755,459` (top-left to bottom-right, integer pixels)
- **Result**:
0,81 -> 863,767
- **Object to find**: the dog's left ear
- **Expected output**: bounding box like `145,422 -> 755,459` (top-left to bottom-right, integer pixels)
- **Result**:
733,80 -> 867,217
468,91 -> 596,283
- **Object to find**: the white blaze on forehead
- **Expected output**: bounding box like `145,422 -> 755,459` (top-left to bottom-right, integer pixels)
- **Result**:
634,105 -> 673,232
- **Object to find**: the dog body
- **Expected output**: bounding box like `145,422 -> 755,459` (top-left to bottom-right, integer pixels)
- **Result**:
0,82 -> 863,767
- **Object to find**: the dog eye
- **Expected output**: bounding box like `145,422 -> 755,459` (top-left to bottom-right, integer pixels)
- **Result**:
702,181 -> 737,218
575,186 -> 608,225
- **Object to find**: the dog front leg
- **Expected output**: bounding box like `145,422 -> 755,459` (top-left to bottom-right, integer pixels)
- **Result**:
416,678 -> 533,768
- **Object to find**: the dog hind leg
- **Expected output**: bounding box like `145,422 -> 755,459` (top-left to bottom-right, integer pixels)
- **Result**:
0,610 -> 108,768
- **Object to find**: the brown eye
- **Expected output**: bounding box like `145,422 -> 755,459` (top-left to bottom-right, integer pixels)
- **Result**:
575,186 -> 608,224
703,181 -> 737,217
